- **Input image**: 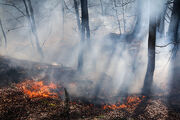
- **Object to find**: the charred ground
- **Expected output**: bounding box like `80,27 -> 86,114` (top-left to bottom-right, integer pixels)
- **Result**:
0,56 -> 180,120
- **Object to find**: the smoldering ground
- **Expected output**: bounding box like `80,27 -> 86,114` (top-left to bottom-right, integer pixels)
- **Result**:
0,0 -> 174,103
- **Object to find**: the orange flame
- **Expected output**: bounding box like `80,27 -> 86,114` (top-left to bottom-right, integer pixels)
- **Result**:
17,80 -> 60,98
103,96 -> 145,110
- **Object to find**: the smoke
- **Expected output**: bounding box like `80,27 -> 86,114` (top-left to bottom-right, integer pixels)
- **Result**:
0,0 -> 174,100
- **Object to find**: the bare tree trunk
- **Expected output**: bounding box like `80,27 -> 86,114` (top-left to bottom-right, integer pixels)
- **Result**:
142,1 -> 156,94
0,19 -> 7,48
61,0 -> 64,41
168,0 -> 180,90
81,0 -> 90,40
157,0 -> 168,35
78,0 -> 90,71
23,0 -> 44,58
73,0 -> 81,33
113,0 -> 121,34
74,0 -> 83,71
130,0 -> 143,36
22,0 -> 34,48
168,0 -> 180,57
167,1 -> 180,116
121,0 -> 126,32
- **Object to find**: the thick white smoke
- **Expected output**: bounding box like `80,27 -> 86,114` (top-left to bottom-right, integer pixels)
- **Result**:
0,0 -> 172,99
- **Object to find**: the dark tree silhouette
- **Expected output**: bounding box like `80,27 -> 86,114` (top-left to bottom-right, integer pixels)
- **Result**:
78,0 -> 90,72
142,1 -> 157,94
168,0 -> 180,56
168,0 -> 180,99
80,0 -> 90,40
167,1 -> 180,118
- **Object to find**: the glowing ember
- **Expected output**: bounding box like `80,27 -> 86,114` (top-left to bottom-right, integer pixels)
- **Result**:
103,96 -> 145,110
17,80 -> 61,98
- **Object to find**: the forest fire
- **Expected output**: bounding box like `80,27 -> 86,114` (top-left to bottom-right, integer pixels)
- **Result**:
0,0 -> 180,119
16,79 -> 146,111
103,96 -> 145,110
16,80 -> 61,98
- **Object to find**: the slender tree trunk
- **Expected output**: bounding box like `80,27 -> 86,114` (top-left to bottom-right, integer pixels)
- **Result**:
167,1 -> 180,116
0,19 -> 7,48
81,0 -> 90,40
113,0 -> 121,34
131,0 -> 143,36
22,0 -> 34,48
23,0 -> 44,58
121,0 -> 126,32
142,1 -> 156,94
61,0 -> 64,41
169,0 -> 180,89
74,0 -> 83,71
73,0 -> 81,33
168,0 -> 180,57
78,0 -> 90,71
157,0 -> 167,35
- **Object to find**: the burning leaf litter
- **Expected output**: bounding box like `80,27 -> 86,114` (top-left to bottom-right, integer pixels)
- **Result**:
16,80 -> 62,98
103,96 -> 146,110
16,80 -> 146,111
0,80 -> 180,119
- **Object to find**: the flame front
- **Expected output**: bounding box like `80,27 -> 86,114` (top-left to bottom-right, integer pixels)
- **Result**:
17,80 -> 60,98
103,96 -> 145,110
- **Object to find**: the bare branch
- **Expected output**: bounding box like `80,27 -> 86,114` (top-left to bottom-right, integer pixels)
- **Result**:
7,25 -> 28,32
0,3 -> 25,16
156,42 -> 179,48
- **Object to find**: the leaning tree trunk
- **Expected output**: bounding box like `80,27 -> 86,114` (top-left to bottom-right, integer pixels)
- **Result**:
77,0 -> 90,72
23,0 -> 44,58
142,1 -> 156,94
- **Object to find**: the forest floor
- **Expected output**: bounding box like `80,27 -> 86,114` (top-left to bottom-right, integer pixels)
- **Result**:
0,56 -> 180,120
